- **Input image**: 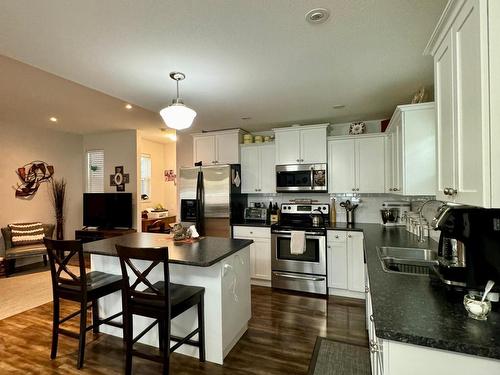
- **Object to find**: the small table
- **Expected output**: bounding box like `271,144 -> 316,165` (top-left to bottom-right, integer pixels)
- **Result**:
141,215 -> 176,232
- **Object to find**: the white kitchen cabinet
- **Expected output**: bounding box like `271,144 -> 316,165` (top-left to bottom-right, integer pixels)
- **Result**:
192,129 -> 244,165
233,226 -> 271,285
274,124 -> 328,165
327,230 -> 365,299
425,0 -> 500,207
347,231 -> 365,292
240,144 -> 275,194
328,135 -> 385,194
385,103 -> 436,195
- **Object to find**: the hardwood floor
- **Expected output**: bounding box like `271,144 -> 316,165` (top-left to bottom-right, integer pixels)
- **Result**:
0,286 -> 368,374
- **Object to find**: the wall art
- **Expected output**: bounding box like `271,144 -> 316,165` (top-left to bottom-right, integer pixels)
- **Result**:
15,160 -> 54,198
110,166 -> 129,191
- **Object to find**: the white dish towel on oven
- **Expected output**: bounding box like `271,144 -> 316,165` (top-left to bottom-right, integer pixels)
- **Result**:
290,231 -> 306,255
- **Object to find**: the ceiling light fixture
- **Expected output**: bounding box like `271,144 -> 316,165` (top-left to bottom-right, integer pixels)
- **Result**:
333,104 -> 346,109
49,117 -> 58,122
159,72 -> 197,130
241,117 -> 252,120
305,8 -> 330,24
125,103 -> 133,110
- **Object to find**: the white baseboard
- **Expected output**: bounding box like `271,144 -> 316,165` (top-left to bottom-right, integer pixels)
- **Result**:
328,288 -> 365,300
251,278 -> 271,287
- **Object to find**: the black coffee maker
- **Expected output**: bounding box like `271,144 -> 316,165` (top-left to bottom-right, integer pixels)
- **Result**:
431,205 -> 500,292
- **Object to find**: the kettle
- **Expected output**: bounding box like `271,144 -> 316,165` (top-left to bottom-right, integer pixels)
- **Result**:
311,209 -> 324,227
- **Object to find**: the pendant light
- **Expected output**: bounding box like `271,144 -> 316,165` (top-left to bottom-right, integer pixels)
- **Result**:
159,72 -> 197,130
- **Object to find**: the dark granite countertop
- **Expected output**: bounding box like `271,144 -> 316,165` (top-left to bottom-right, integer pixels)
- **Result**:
232,221 -> 273,228
83,233 -> 253,267
325,222 -> 365,231
357,223 -> 500,360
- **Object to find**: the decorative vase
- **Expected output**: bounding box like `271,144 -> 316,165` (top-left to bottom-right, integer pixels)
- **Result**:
56,218 -> 64,240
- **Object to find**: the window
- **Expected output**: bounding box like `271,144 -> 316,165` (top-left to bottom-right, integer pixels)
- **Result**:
87,150 -> 104,193
141,154 -> 151,200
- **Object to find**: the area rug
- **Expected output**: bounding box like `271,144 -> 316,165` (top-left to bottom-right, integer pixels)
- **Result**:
308,337 -> 370,375
0,268 -> 53,320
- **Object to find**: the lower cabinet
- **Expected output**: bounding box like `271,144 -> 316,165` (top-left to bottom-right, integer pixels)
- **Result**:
327,230 -> 365,298
233,226 -> 271,286
365,270 -> 500,375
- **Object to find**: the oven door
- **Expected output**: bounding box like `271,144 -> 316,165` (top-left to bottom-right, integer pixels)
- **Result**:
271,230 -> 326,275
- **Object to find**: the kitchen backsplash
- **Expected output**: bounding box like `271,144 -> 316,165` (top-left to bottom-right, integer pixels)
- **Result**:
247,193 -> 440,241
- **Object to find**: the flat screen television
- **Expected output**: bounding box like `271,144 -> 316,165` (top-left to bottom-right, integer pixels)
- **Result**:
83,193 -> 133,229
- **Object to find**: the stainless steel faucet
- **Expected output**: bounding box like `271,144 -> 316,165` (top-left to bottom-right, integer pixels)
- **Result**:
416,199 -> 446,242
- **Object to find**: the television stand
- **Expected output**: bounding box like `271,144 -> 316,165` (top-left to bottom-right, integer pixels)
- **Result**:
75,227 -> 136,244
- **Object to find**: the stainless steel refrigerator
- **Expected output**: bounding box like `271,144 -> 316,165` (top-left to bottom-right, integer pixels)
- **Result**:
179,164 -> 247,238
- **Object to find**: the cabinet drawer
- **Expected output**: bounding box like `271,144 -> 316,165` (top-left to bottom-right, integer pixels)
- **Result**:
233,226 -> 270,239
327,230 -> 347,242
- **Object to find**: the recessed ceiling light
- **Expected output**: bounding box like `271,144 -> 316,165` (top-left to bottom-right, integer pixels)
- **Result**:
49,117 -> 58,122
333,104 -> 346,109
305,8 -> 330,24
241,117 -> 252,120
125,104 -> 133,110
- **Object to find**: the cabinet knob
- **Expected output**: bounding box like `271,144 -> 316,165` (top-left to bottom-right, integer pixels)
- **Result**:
449,188 -> 457,196
335,235 -> 339,239
348,234 -> 352,238
296,159 -> 300,162
327,245 -> 331,248
250,231 -> 253,234
389,188 -> 394,191
365,286 -> 370,293
356,188 -> 359,191
352,188 -> 355,191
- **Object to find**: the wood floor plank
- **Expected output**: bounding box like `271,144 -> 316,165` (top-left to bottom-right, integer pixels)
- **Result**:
0,286 -> 368,374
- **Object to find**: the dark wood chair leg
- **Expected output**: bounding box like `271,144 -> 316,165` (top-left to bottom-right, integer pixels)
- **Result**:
51,297 -> 60,359
92,300 -> 100,334
124,311 -> 133,375
198,297 -> 206,362
43,254 -> 48,266
77,300 -> 87,369
158,319 -> 165,352
162,319 -> 170,375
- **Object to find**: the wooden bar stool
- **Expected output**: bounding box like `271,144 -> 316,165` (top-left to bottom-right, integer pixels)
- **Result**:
44,238 -> 123,369
115,244 -> 205,375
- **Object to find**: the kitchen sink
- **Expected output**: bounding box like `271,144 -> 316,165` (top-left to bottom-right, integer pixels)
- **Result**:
377,246 -> 438,275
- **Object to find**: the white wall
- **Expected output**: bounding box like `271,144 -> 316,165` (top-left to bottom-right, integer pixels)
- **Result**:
138,138 -> 177,216
0,121 -> 83,256
83,130 -> 139,229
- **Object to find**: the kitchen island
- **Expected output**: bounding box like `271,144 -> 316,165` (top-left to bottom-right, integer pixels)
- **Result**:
83,233 -> 253,365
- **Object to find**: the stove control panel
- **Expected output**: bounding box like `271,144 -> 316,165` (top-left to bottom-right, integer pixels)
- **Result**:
280,203 -> 329,214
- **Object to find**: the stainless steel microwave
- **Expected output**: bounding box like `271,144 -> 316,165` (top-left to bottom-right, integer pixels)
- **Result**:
276,163 -> 327,192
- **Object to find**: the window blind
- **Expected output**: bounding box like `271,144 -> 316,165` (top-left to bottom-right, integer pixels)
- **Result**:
141,154 -> 151,198
87,150 -> 104,193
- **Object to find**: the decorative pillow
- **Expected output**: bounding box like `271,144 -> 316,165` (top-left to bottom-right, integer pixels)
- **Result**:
8,222 -> 45,246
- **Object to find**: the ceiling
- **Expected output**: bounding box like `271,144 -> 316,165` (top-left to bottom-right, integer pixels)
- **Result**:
0,0 -> 446,134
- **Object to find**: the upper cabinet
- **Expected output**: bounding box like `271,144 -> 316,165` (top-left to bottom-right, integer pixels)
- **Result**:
274,124 -> 328,165
385,103 -> 436,196
192,129 -> 244,166
425,0 -> 500,207
328,135 -> 385,194
240,144 -> 276,194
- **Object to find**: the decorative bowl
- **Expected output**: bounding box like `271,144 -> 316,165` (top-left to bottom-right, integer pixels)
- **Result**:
464,293 -> 491,320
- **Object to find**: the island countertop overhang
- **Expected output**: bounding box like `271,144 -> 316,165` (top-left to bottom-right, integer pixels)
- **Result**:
83,233 -> 253,267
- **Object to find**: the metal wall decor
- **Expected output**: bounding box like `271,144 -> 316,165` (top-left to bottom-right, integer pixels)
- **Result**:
15,161 -> 54,198
110,166 -> 129,191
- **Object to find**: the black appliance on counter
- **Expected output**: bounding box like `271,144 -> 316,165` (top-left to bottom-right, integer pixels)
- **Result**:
271,203 -> 330,295
431,205 -> 500,293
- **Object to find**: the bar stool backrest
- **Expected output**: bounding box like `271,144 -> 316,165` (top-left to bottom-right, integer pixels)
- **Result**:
115,245 -> 171,311
44,238 -> 87,293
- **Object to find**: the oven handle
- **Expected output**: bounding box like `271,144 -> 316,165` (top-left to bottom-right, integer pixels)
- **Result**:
273,272 -> 325,282
310,167 -> 315,190
271,230 -> 325,236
